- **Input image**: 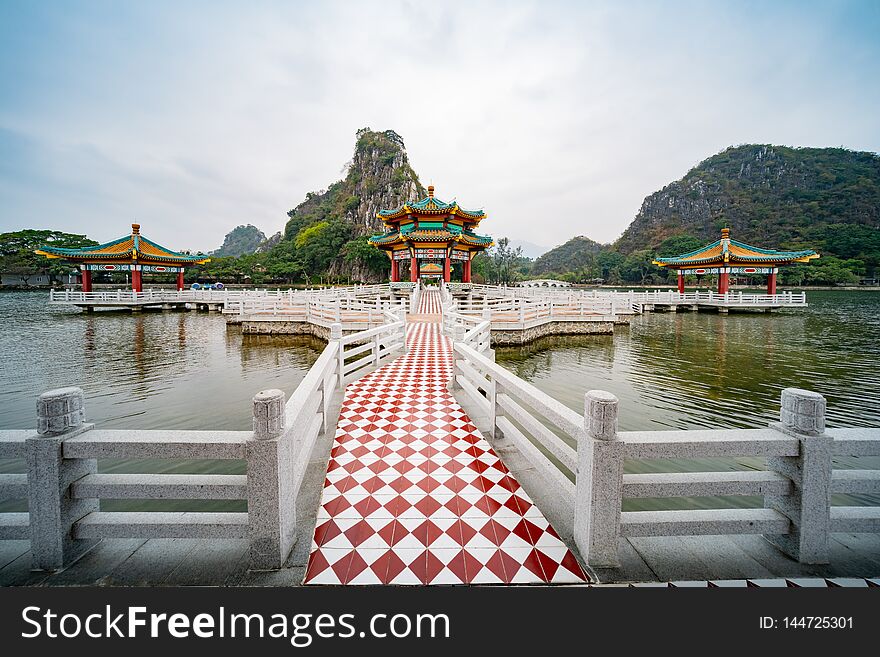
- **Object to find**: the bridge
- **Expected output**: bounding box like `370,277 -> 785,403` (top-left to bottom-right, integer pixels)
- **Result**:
2,283 -> 877,586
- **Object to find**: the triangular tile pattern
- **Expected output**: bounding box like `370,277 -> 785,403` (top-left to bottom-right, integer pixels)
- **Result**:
304,290 -> 587,585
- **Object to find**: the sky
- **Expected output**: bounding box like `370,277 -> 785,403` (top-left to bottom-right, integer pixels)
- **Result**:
1,0 -> 879,254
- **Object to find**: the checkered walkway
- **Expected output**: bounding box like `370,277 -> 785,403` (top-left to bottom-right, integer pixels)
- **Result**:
417,287 -> 441,315
303,320 -> 587,585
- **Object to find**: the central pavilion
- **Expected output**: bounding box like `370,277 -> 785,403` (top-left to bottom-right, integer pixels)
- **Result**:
653,228 -> 819,294
369,186 -> 493,283
36,223 -> 209,292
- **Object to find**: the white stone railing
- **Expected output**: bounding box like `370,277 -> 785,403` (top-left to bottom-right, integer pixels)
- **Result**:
441,294 -> 617,332
410,281 -> 421,314
49,288 -> 245,304
236,294 -> 409,328
49,283 -> 404,307
336,309 -> 407,386
445,313 -> 880,568
0,310 -> 408,572
443,285 -> 807,308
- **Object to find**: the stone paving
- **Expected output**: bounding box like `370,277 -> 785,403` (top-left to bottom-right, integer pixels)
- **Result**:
303,290 -> 586,585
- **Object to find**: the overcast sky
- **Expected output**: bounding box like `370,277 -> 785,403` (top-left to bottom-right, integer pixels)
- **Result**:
1,0 -> 878,253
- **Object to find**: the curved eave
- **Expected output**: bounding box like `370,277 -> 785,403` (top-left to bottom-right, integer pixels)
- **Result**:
34,248 -> 209,265
654,257 -> 719,268
140,256 -> 211,265
368,232 -> 405,247
729,253 -> 819,264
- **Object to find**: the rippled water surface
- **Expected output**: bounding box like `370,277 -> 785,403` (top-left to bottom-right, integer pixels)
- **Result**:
2,289 -> 877,512
495,290 -> 880,431
0,292 -> 323,512
0,292 -> 321,431
495,290 -> 880,510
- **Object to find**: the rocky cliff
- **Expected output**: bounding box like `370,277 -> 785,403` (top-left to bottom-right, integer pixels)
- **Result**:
213,224 -> 267,256
283,128 -> 425,240
531,236 -> 605,275
615,145 -> 880,254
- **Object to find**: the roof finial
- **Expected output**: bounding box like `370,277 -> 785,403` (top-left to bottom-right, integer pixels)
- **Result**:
721,227 -> 730,240
132,223 -> 141,235
427,185 -> 434,198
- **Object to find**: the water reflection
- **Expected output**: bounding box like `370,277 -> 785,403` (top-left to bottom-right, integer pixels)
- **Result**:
497,292 -> 880,431
495,291 -> 880,509
0,293 -> 322,431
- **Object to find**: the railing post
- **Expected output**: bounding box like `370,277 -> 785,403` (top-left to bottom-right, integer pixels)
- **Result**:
27,387 -> 97,570
448,325 -> 465,391
765,388 -> 832,564
398,307 -> 408,353
247,389 -> 296,570
574,390 -> 623,568
330,323 -> 344,389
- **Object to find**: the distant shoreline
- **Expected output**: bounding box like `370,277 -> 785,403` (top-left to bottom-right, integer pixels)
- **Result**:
1,282 -> 878,292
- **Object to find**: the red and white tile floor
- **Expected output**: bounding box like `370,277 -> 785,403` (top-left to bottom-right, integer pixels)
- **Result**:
303,299 -> 587,585
416,286 -> 441,315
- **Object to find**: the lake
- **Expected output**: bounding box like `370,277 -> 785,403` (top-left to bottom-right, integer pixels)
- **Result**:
1,289 -> 877,512
494,289 -> 880,510
0,291 -> 322,512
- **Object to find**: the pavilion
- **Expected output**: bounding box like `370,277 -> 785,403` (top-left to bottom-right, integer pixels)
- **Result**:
653,228 -> 819,294
368,186 -> 493,283
35,223 -> 209,292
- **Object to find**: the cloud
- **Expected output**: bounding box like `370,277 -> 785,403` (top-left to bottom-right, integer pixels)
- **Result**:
0,0 -> 878,251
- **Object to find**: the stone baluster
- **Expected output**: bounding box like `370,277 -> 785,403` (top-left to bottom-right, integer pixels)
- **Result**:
574,390 -> 623,568
27,387 -> 97,570
765,388 -> 832,563
247,389 -> 297,570
330,323 -> 343,388
448,325 -> 465,392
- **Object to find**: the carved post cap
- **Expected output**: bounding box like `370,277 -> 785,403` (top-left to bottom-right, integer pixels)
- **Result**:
780,388 -> 826,435
329,323 -> 343,340
585,390 -> 619,441
36,386 -> 85,435
453,325 -> 466,342
482,308 -> 492,321
253,388 -> 286,440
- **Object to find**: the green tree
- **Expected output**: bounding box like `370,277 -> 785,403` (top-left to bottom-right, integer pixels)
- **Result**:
342,236 -> 390,278
655,234 -> 705,257
1,229 -> 98,284
596,250 -> 624,282
295,219 -> 352,273
489,238 -> 526,285
619,249 -> 655,284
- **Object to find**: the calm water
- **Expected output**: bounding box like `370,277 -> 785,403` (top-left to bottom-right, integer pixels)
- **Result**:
0,291 -> 322,512
1,289 -> 877,512
495,290 -> 880,431
494,290 -> 880,510
0,292 -> 322,431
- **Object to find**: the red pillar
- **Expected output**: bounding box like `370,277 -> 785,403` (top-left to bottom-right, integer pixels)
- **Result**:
677,271 -> 684,294
177,270 -> 185,290
132,267 -> 142,293
462,259 -> 471,283
391,258 -> 399,283
767,271 -> 777,295
81,269 -> 92,293
443,256 -> 450,283
718,270 -> 729,294
410,257 -> 418,282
